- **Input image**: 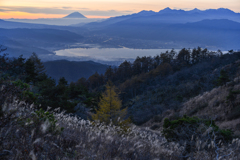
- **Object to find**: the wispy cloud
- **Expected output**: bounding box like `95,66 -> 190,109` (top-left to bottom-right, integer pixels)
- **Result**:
0,6 -> 133,17
61,7 -> 73,10
81,10 -> 133,16
0,6 -> 75,14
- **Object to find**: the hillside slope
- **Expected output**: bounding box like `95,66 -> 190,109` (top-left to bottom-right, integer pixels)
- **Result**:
120,52 -> 240,125
179,61 -> 240,135
142,57 -> 240,136
44,60 -> 109,82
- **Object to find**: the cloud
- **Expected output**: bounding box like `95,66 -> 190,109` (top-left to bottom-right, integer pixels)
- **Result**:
0,6 -> 133,17
80,10 -> 133,16
0,6 -> 75,14
0,7 -> 12,12
61,7 -> 73,9
76,8 -> 89,10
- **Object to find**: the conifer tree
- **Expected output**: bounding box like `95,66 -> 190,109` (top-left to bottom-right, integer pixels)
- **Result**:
58,77 -> 68,86
217,69 -> 230,86
29,52 -> 45,75
91,82 -> 130,126
25,58 -> 37,83
25,52 -> 45,83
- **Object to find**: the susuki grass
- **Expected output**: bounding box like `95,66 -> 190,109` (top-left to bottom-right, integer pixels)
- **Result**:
1,99 -> 240,160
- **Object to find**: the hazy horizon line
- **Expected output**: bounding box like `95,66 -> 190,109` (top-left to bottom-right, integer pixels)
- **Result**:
1,7 -> 239,20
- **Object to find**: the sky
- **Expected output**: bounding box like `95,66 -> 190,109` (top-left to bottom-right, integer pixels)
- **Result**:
0,0 -> 240,19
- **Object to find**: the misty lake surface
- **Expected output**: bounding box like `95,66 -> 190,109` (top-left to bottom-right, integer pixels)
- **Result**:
55,48 -> 181,61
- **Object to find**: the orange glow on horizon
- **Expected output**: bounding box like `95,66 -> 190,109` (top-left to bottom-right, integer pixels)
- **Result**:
0,0 -> 240,20
86,15 -> 111,19
0,11 -> 66,19
0,11 -> 110,19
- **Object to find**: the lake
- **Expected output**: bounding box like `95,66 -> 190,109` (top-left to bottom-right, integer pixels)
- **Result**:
54,47 -> 228,65
55,48 -> 180,62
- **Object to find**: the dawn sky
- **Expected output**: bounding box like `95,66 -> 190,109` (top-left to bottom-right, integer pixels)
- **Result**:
0,0 -> 240,19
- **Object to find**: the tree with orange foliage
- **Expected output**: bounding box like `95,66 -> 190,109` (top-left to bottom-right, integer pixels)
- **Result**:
91,82 -> 131,127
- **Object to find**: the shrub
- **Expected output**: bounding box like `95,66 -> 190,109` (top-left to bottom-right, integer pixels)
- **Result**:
12,79 -> 38,104
152,115 -> 162,122
227,106 -> 240,120
226,90 -> 240,102
163,115 -> 233,142
216,69 -> 230,86
162,115 -> 234,157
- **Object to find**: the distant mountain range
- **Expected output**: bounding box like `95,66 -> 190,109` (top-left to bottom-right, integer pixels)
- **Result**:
82,8 -> 240,50
94,19 -> 240,49
84,7 -> 240,28
44,60 -> 108,82
64,12 -> 86,18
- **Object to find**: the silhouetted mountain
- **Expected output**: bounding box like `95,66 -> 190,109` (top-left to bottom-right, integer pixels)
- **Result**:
44,60 -> 109,82
64,12 -> 86,18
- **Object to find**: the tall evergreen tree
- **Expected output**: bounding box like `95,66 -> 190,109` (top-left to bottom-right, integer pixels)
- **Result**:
217,69 -> 230,86
25,59 -> 37,83
29,52 -> 45,75
177,48 -> 191,65
117,60 -> 132,81
58,77 -> 68,86
132,56 -> 142,75
104,66 -> 114,82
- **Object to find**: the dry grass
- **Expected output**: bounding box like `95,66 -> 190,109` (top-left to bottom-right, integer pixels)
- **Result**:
1,99 -> 240,160
181,86 -> 229,117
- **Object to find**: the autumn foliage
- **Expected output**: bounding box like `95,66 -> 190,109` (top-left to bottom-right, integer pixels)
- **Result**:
91,82 -> 131,127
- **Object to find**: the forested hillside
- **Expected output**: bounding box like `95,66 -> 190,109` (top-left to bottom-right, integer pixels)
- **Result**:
65,48 -> 238,125
1,46 -> 240,159
44,60 -> 109,82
